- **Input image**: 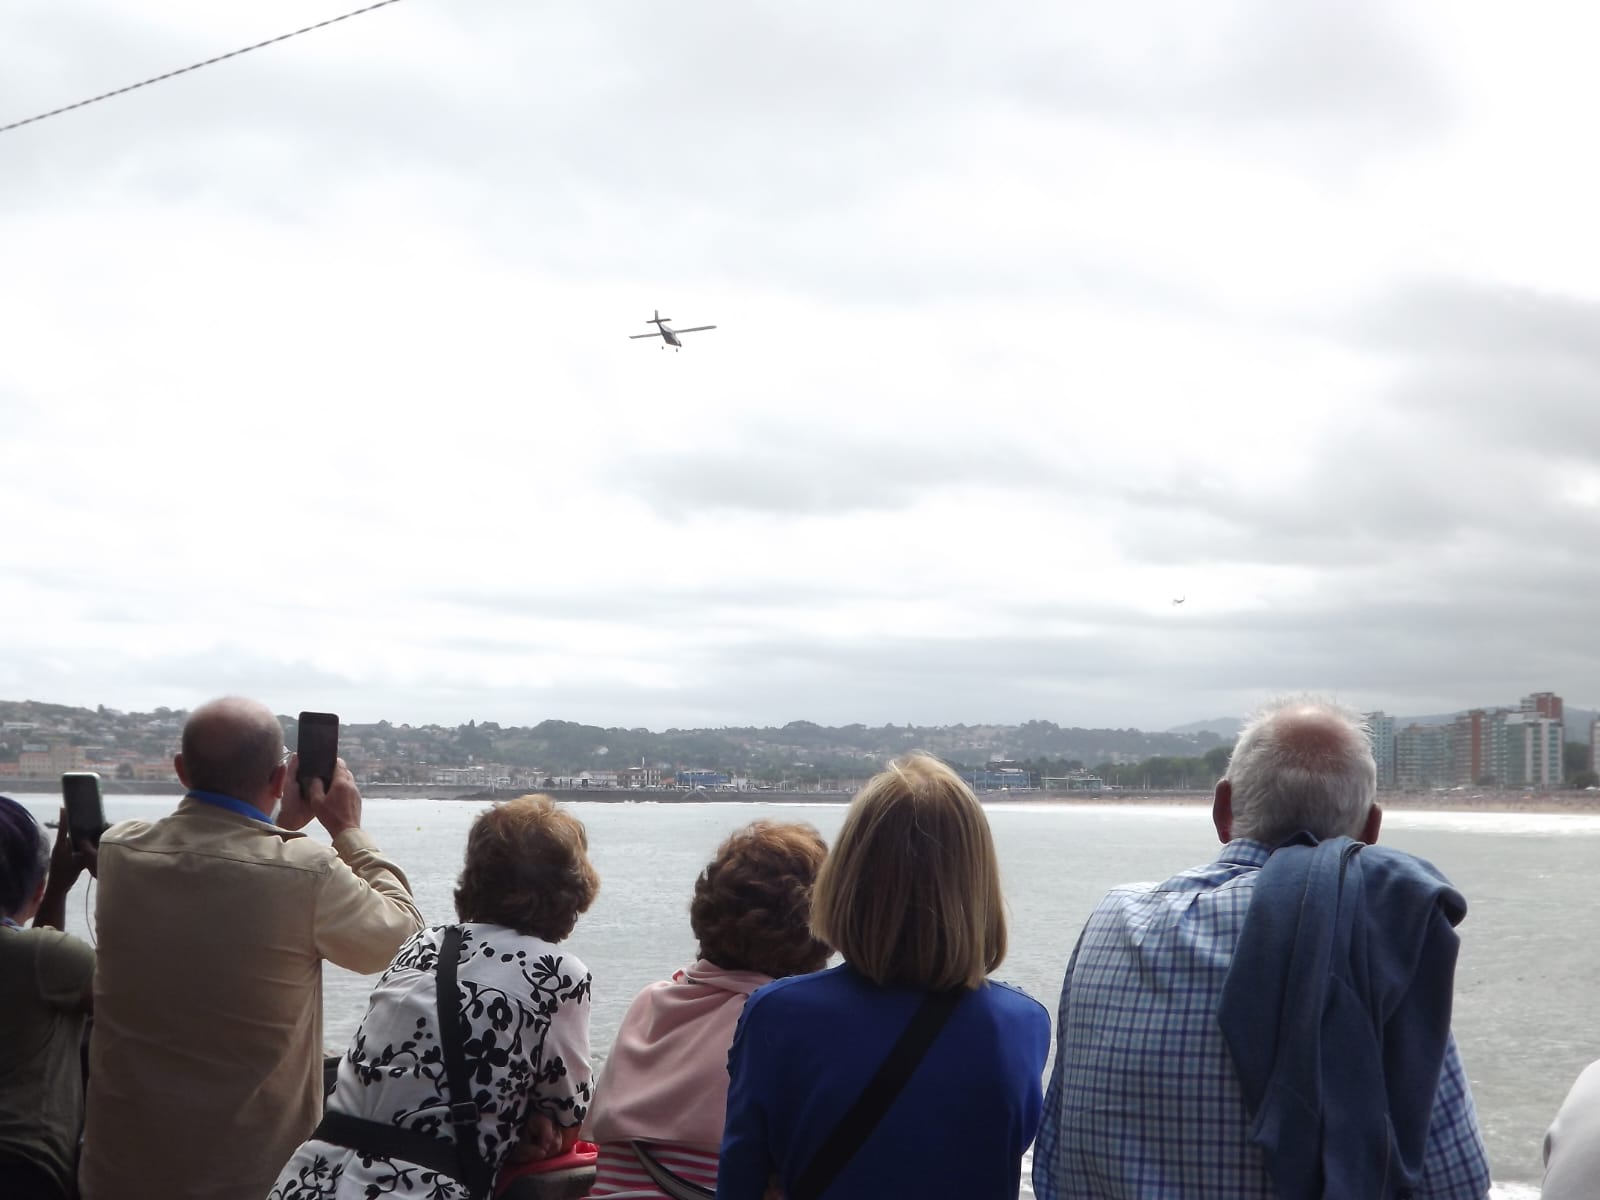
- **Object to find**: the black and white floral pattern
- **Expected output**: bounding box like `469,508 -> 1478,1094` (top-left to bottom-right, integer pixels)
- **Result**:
268,924 -> 592,1199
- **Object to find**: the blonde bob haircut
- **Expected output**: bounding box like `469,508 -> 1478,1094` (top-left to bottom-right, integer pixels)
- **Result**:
811,753 -> 1006,992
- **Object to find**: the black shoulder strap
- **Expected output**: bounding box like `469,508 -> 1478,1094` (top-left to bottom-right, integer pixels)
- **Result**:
437,926 -> 495,1198
789,987 -> 964,1200
632,1141 -> 717,1200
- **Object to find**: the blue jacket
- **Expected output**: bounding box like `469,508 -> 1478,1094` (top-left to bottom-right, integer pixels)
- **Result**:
717,963 -> 1050,1199
1216,833 -> 1467,1200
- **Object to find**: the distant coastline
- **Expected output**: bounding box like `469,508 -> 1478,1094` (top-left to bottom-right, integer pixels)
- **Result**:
4,777 -> 1595,814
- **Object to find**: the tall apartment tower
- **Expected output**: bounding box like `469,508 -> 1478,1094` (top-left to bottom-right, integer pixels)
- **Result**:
1522,692 -> 1565,722
1450,709 -> 1500,785
1364,711 -> 1397,789
1396,724 -> 1451,790
1502,711 -> 1564,787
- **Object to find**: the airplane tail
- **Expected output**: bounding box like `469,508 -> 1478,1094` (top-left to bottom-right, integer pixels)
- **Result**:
650,309 -> 671,325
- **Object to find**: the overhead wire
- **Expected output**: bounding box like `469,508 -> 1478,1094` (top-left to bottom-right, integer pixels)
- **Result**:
0,0 -> 407,137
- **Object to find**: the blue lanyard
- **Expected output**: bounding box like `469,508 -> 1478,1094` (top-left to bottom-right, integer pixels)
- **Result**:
1,916 -> 20,929
187,789 -> 273,824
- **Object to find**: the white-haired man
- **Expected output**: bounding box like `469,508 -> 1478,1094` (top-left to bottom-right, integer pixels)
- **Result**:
1033,699 -> 1491,1200
79,697 -> 426,1200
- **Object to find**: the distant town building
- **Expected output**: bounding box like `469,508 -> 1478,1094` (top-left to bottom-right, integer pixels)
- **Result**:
1591,717 -> 1600,775
1396,724 -> 1452,790
967,765 -> 1034,791
1386,692 -> 1569,791
618,766 -> 663,788
675,769 -> 729,789
432,766 -> 494,786
1501,712 -> 1563,788
17,742 -> 88,778
1451,709 -> 1504,786
1522,692 -> 1565,722
1365,712 -> 1397,789
1043,773 -> 1105,793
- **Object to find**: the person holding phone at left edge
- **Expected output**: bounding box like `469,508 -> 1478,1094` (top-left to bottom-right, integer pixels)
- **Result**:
0,794 -> 98,1200
78,697 -> 426,1200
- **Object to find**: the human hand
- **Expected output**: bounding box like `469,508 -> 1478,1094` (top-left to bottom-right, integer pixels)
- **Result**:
310,759 -> 362,840
276,755 -> 314,831
48,808 -> 94,886
504,1112 -> 568,1164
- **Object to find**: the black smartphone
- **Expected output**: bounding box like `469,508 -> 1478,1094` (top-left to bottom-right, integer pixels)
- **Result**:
296,712 -> 339,792
62,772 -> 108,846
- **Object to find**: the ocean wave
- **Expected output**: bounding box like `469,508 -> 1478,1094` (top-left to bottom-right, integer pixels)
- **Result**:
1384,808 -> 1600,836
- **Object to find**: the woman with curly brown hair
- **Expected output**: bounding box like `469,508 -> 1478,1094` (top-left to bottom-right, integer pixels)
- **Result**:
587,820 -> 830,1199
268,795 -> 599,1200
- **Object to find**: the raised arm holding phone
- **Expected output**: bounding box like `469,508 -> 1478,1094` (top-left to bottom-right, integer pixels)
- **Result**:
32,805 -> 99,935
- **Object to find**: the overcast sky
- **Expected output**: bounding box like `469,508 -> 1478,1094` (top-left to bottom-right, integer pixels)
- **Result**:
3,0 -> 1598,731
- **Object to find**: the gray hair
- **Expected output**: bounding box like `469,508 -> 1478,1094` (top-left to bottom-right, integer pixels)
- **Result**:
1224,697 -> 1377,845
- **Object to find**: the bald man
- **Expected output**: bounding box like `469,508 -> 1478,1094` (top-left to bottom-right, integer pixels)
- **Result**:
1033,700 -> 1492,1200
79,698 -> 425,1200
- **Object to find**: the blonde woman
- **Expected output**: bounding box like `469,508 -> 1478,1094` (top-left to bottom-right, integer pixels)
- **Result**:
716,755 -> 1050,1200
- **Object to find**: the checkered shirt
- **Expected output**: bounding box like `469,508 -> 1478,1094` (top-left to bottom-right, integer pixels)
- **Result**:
1032,840 -> 1491,1200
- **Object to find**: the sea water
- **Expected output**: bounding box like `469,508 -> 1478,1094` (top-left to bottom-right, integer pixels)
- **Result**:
20,793 -> 1577,1196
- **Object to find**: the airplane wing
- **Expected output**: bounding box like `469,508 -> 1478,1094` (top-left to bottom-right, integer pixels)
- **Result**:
629,332 -> 665,339
673,325 -> 716,333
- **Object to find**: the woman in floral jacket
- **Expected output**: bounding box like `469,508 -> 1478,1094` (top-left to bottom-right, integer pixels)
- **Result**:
268,795 -> 598,1200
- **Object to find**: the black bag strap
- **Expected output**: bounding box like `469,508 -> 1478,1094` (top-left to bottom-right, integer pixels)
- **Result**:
789,986 -> 964,1200
437,925 -> 495,1198
313,1109 -> 467,1183
631,1141 -> 716,1200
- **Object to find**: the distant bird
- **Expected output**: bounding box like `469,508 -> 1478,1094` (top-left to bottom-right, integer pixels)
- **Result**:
1172,596 -> 1186,605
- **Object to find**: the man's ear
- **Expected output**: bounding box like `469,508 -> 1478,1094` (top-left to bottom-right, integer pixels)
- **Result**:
1213,779 -> 1233,844
1361,803 -> 1383,845
268,761 -> 288,802
173,753 -> 190,788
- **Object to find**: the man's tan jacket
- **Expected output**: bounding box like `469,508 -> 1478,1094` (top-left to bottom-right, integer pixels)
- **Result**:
78,797 -> 426,1200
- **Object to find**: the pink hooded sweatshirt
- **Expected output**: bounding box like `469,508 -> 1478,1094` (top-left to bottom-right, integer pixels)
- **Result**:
589,959 -> 772,1150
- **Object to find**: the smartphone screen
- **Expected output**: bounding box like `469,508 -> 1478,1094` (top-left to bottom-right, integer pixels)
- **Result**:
62,772 -> 107,845
296,712 -> 339,792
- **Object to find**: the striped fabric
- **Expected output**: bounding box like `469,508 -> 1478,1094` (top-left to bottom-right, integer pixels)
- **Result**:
590,1140 -> 720,1198
1033,839 -> 1492,1200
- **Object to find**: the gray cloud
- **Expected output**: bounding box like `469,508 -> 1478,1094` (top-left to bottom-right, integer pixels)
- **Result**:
435,579 -> 870,624
0,642 -> 380,715
407,593 -> 1600,730
1356,278 -> 1600,368
1019,0 -> 1453,144
612,423 -> 1097,518
1,0 -> 1454,305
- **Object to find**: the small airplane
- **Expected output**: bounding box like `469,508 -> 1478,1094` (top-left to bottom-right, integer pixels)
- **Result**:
1172,596 -> 1186,606
630,309 -> 716,351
